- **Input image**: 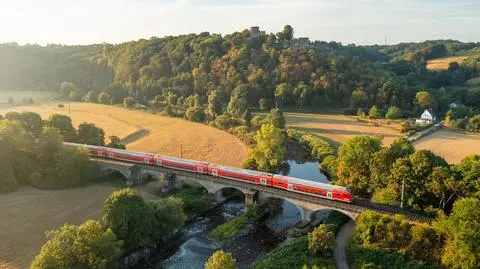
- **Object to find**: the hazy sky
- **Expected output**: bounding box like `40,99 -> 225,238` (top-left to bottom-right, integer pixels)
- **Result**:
1,0 -> 479,45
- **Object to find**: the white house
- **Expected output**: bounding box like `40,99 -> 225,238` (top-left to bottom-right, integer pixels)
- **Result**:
416,109 -> 436,125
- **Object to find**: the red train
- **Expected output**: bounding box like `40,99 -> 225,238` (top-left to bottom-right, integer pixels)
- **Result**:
64,142 -> 353,203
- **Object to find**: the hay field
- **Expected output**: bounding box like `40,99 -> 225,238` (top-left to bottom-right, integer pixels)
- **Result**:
285,113 -> 403,147
0,183 -> 159,269
426,56 -> 468,71
413,130 -> 480,163
0,103 -> 249,166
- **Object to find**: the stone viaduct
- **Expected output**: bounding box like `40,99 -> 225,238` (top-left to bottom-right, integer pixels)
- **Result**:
93,158 -> 432,224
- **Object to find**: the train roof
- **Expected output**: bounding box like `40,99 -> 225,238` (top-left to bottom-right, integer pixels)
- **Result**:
273,175 -> 350,192
212,164 -> 273,177
162,156 -> 209,165
110,148 -> 154,157
64,142 -> 102,149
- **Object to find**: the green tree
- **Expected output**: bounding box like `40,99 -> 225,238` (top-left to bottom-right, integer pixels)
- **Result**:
103,189 -> 157,249
265,109 -> 286,129
98,92 -> 112,105
467,115 -> 480,132
30,220 -> 122,269
85,91 -> 98,103
251,124 -> 285,172
45,114 -> 77,142
207,90 -> 223,118
351,89 -> 369,108
452,154 -> 480,198
336,136 -> 382,196
5,111 -> 44,138
205,250 -> 236,269
77,123 -> 105,146
123,97 -> 136,108
275,83 -> 293,107
60,81 -> 77,98
385,106 -> 402,119
415,91 -> 434,109
368,105 -> 381,119
185,106 -> 206,122
242,108 -> 252,126
308,224 -> 335,257
282,25 -> 294,41
150,197 -> 186,239
427,167 -> 459,210
106,136 -> 126,149
227,84 -> 249,118
437,198 -> 480,269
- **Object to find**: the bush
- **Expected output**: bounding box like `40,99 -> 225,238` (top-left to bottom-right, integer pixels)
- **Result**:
173,187 -> 208,214
368,105 -> 382,119
210,214 -> 248,240
467,114 -> 480,132
253,236 -> 336,269
205,250 -> 236,269
308,224 -> 335,256
211,115 -> 243,130
185,106 -> 206,122
386,106 -> 402,119
287,129 -> 335,162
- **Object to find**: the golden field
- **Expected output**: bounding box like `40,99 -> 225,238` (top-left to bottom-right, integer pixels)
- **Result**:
285,112 -> 403,147
0,183 -> 159,269
426,56 -> 468,71
0,103 -> 249,167
413,129 -> 480,163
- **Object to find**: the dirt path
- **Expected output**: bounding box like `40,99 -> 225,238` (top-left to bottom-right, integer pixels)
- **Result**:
334,220 -> 355,269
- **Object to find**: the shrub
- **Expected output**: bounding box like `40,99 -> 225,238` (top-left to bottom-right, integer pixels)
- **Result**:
211,115 -> 243,130
386,106 -> 402,119
173,187 -> 208,214
210,214 -> 248,240
205,250 -> 236,269
123,97 -> 136,108
308,224 -> 335,256
368,105 -> 382,119
287,129 -> 335,162
467,114 -> 480,132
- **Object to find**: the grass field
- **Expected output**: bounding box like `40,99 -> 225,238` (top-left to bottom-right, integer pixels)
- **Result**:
0,182 -> 159,269
413,129 -> 480,163
426,56 -> 469,71
0,103 -> 249,166
285,112 -> 403,147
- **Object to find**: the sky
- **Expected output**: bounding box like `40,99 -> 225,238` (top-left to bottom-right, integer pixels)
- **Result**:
1,0 -> 479,46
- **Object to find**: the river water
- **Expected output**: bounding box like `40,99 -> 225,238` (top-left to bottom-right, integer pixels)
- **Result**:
152,161 -> 327,269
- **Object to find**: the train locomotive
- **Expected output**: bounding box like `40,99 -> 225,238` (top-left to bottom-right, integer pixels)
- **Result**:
64,142 -> 353,203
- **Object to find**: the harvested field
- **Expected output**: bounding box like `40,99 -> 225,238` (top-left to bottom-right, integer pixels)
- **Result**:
413,129 -> 480,163
285,113 -> 402,147
0,182 -> 159,269
426,56 -> 468,71
0,103 -> 249,166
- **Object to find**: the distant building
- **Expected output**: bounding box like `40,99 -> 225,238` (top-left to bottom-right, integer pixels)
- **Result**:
449,102 -> 458,109
416,109 -> 436,125
250,26 -> 260,39
290,37 -> 311,50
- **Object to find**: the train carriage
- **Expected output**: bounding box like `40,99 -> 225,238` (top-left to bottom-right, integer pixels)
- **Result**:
160,156 -> 209,174
107,148 -> 155,164
272,175 -> 352,202
208,164 -> 273,186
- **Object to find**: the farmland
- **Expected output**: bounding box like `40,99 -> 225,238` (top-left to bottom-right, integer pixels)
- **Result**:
285,112 -> 403,147
414,129 -> 480,163
0,103 -> 249,167
426,56 -> 468,71
0,182 -> 159,269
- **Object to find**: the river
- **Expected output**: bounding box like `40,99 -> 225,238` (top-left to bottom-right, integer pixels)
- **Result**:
149,160 -> 328,269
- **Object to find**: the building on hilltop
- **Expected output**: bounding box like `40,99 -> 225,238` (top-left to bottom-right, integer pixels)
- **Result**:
250,26 -> 260,39
416,109 -> 436,125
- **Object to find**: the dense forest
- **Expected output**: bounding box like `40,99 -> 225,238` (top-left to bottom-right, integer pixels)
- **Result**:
2,26 -> 480,116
